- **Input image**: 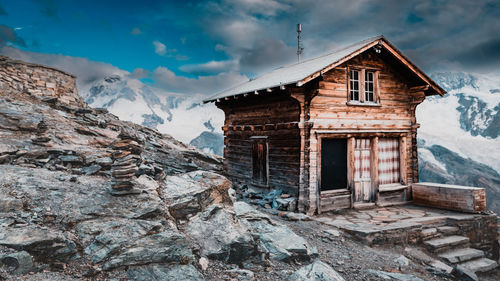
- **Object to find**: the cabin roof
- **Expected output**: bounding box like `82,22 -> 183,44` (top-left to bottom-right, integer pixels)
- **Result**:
204,35 -> 445,103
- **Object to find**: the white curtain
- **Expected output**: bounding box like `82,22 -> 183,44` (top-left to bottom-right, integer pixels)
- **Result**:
378,138 -> 400,185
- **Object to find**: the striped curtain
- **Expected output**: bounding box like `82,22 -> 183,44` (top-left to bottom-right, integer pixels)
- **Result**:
378,138 -> 400,185
354,139 -> 371,180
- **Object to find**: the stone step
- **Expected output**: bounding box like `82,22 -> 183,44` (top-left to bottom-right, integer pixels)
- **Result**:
437,226 -> 459,235
459,257 -> 498,273
421,228 -> 440,241
424,235 -> 469,253
438,248 -> 484,263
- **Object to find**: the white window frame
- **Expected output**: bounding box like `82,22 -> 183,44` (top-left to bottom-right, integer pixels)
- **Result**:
347,66 -> 380,105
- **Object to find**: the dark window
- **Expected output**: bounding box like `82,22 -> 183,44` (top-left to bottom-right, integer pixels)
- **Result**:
365,71 -> 374,102
321,138 -> 348,190
252,139 -> 268,185
349,70 -> 360,101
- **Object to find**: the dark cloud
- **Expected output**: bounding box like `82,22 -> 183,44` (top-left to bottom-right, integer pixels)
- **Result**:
0,4 -> 7,16
239,39 -> 296,73
194,0 -> 500,74
0,25 -> 26,47
454,37 -> 500,70
34,0 -> 60,21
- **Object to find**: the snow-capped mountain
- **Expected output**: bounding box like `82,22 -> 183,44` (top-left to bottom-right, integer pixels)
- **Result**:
81,75 -> 224,144
418,72 -> 500,172
418,72 -> 500,214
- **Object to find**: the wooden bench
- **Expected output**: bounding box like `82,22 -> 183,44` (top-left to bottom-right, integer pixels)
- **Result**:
412,182 -> 486,213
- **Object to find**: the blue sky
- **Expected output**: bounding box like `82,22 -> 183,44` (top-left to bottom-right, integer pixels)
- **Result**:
0,0 -> 499,96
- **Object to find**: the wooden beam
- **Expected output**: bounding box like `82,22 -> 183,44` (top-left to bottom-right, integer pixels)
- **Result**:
399,136 -> 407,185
409,85 -> 430,93
347,137 -> 355,208
371,136 -> 379,202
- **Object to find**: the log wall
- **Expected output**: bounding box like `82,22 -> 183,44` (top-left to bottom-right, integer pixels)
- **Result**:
217,93 -> 301,194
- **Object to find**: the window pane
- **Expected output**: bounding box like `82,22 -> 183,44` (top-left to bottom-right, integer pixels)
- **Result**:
350,70 -> 360,101
365,71 -> 374,102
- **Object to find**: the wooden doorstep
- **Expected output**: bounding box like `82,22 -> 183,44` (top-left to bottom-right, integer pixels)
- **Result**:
379,184 -> 408,192
353,202 -> 377,210
320,189 -> 350,197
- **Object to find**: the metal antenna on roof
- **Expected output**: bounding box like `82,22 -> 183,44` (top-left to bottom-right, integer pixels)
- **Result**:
297,24 -> 303,63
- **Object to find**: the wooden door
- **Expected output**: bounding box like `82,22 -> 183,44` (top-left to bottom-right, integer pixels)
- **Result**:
353,138 -> 374,202
252,139 -> 268,186
321,139 -> 348,190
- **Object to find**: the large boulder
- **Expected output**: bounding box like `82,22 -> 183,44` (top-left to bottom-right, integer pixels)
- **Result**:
127,264 -> 205,281
163,171 -> 233,220
185,205 -> 256,264
0,166 -> 166,225
0,225 -> 76,263
77,218 -> 192,270
290,260 -> 345,281
103,231 -> 192,270
234,202 -> 318,262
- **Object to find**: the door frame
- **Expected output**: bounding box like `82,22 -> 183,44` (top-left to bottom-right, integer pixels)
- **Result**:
319,138 -> 348,191
315,131 -> 409,211
250,136 -> 269,188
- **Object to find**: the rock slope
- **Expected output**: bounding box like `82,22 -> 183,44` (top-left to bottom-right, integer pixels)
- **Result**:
0,56 -> 333,280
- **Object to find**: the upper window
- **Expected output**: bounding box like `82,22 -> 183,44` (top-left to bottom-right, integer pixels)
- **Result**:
348,68 -> 378,104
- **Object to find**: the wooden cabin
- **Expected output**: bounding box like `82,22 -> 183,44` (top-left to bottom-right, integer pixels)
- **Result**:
204,36 -> 445,214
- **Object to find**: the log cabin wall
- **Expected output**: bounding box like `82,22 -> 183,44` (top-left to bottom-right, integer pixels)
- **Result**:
216,92 -> 301,195
305,50 -> 420,214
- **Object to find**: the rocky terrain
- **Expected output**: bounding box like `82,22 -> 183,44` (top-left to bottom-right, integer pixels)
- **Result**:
1,56 -> 499,281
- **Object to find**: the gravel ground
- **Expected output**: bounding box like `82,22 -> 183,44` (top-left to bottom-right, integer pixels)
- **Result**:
3,209 -> 499,281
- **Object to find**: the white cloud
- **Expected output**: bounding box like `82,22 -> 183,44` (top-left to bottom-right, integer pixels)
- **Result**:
153,66 -> 247,95
0,46 -> 247,97
153,40 -> 167,56
130,27 -> 142,35
179,59 -> 239,75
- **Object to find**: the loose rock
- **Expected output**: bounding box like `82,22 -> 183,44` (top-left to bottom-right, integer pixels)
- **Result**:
290,260 -> 345,281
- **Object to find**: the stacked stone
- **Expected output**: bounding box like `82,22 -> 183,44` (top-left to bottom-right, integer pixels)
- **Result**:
110,135 -> 142,195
